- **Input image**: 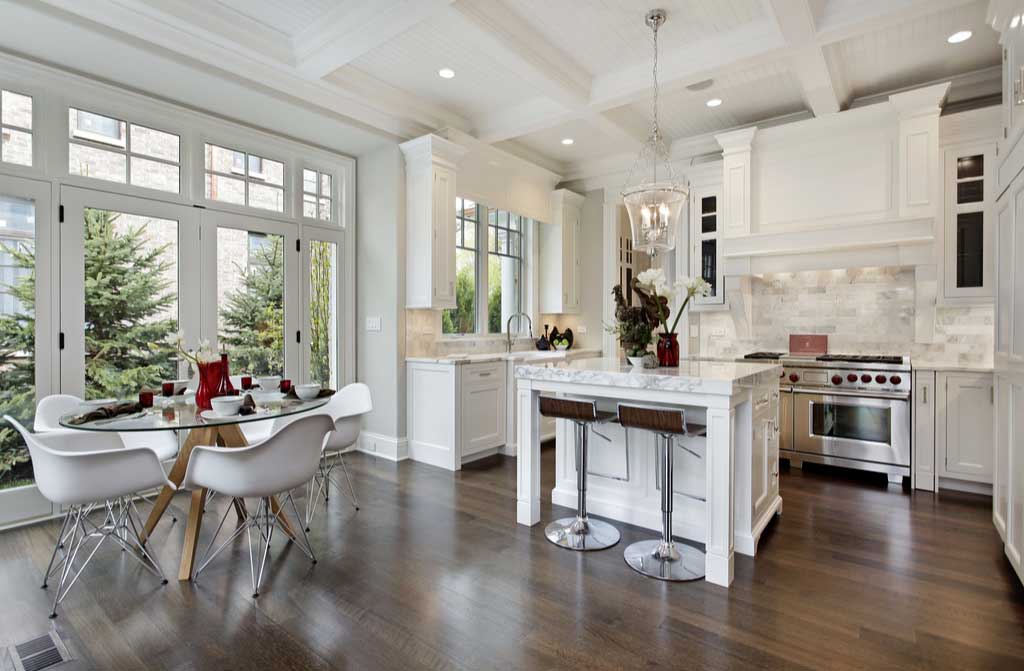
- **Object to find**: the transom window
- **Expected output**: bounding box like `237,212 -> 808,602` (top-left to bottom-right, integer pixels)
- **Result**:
68,107 -> 180,193
204,143 -> 285,213
1,90 -> 33,167
302,169 -> 332,221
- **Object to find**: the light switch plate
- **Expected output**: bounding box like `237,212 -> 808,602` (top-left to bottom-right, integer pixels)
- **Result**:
365,316 -> 382,332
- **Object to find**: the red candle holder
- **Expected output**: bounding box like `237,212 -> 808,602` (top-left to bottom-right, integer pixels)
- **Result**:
139,390 -> 154,408
161,381 -> 174,397
280,379 -> 292,393
241,376 -> 252,390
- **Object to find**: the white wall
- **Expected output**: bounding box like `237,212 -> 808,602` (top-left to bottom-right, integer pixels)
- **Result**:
357,144 -> 407,444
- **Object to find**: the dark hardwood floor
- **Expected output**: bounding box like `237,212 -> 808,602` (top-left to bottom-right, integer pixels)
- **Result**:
1,446 -> 1022,670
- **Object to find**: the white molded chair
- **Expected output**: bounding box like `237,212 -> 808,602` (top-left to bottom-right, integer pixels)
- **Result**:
34,394 -> 83,433
4,416 -> 173,618
303,383 -> 372,529
182,414 -> 333,597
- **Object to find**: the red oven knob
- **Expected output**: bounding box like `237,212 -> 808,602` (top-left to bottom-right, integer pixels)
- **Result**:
861,374 -> 872,383
890,375 -> 902,385
832,375 -> 842,385
875,375 -> 887,384
789,373 -> 800,383
847,373 -> 858,383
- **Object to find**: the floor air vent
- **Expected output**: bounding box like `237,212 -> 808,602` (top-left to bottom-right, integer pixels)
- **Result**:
8,632 -> 70,671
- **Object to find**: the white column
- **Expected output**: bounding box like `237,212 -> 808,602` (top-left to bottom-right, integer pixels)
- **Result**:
714,127 -> 757,239
516,379 -> 541,525
705,403 -> 736,587
889,82 -> 949,220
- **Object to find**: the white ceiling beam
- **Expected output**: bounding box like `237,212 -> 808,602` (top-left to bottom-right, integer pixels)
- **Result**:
475,98 -> 578,144
293,0 -> 455,79
814,0 -> 980,44
768,0 -> 848,115
452,0 -> 647,145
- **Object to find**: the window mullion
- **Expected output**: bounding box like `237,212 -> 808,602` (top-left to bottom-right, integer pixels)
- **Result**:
477,208 -> 488,334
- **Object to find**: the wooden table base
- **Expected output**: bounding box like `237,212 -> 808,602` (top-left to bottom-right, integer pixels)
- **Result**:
140,422 -> 298,581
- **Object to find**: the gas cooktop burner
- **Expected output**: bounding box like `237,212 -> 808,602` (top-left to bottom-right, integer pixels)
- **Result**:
816,354 -> 905,365
743,352 -> 785,360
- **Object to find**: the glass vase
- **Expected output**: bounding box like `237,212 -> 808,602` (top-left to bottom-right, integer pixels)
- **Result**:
657,333 -> 679,367
195,360 -> 222,411
218,352 -> 235,396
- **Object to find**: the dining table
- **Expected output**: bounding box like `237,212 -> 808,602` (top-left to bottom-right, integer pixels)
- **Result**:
59,395 -> 331,581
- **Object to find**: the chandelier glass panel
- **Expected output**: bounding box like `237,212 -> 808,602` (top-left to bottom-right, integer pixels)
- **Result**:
622,9 -> 688,256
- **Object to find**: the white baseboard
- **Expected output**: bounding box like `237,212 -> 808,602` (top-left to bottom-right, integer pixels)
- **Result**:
938,477 -> 992,496
357,431 -> 409,462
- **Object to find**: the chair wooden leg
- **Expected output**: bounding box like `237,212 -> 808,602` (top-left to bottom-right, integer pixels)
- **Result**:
178,489 -> 207,581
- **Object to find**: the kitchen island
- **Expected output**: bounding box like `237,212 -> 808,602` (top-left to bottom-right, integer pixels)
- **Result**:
514,357 -> 782,587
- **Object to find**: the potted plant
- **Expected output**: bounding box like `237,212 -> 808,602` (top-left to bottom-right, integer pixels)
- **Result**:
632,269 -> 712,367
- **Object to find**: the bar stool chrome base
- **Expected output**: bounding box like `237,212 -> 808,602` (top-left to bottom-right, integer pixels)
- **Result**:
624,539 -> 705,582
545,516 -> 620,551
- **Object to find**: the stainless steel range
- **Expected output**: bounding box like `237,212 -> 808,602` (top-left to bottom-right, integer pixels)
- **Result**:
743,351 -> 911,483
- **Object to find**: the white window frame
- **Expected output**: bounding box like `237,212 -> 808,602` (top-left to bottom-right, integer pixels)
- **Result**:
203,141 -> 287,215
300,165 -> 335,223
485,209 -> 526,335
1,88 -> 35,169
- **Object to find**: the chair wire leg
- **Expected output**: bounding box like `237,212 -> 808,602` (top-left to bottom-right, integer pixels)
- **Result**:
283,491 -> 317,564
335,452 -> 360,511
193,500 -> 248,582
41,512 -> 72,588
251,498 -> 275,598
51,506 -> 110,619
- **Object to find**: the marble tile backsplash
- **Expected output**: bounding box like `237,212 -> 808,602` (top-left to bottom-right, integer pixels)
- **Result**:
698,267 -> 993,367
405,309 -> 536,357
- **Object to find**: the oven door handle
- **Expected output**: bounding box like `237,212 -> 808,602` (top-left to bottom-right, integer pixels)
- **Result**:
791,387 -> 910,401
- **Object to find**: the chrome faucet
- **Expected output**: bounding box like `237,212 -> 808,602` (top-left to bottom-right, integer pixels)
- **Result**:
505,312 -> 534,353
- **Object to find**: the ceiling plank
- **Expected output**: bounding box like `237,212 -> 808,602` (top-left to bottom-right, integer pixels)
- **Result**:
768,0 -> 847,115
293,0 -> 455,80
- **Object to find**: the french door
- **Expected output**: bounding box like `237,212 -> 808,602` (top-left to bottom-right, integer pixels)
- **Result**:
0,174 -> 53,524
301,226 -> 345,388
59,186 -> 201,400
199,209 -> 299,380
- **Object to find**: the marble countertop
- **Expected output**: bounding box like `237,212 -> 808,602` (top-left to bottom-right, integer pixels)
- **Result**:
406,348 -> 601,365
515,357 -> 782,395
912,361 -> 994,374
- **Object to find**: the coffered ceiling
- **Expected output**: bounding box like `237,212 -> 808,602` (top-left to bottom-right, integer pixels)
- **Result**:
8,0 -> 1003,175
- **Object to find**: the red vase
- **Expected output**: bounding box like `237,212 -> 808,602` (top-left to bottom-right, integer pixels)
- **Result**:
218,353 -> 235,396
657,333 -> 679,367
195,360 -> 222,411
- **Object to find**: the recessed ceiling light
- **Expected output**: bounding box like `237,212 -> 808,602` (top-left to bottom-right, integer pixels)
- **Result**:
947,30 -> 972,44
438,68 -> 455,79
706,98 -> 723,108
561,138 -> 574,145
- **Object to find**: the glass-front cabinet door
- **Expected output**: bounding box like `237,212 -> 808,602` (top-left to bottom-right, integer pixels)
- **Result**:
58,187 -> 201,401
943,143 -> 995,302
0,176 -> 54,526
690,187 -> 724,307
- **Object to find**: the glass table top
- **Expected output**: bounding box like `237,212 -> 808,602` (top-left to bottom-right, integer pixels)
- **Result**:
59,396 -> 331,432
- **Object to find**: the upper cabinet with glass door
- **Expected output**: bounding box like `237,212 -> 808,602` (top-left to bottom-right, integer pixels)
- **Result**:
942,143 -> 995,302
690,189 -> 724,307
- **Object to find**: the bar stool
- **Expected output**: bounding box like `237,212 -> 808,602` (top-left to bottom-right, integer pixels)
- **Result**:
539,396 -> 620,551
617,404 -> 706,581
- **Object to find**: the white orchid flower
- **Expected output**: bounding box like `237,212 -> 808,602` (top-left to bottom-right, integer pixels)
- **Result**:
635,267 -> 666,290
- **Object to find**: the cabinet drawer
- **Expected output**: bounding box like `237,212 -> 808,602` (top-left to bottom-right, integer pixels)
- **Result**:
462,362 -> 504,383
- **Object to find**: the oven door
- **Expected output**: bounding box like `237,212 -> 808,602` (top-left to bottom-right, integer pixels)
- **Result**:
793,391 -> 910,467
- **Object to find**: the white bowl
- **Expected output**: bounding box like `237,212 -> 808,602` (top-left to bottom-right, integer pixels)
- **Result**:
256,375 -> 281,391
210,396 -> 243,417
294,383 -> 321,401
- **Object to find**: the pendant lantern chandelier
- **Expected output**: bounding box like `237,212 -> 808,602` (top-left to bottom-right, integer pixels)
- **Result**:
622,8 -> 688,257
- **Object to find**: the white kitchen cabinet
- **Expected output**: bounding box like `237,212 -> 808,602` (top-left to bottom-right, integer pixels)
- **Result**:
936,371 -> 994,484
994,373 -> 1010,543
539,189 -> 583,314
912,371 -> 936,492
406,359 -> 506,471
400,134 -> 466,310
690,187 -> 725,307
942,143 -> 995,302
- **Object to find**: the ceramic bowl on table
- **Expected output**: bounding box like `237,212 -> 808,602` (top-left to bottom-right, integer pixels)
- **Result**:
249,390 -> 285,408
294,383 -> 321,401
256,375 -> 281,391
210,396 -> 244,417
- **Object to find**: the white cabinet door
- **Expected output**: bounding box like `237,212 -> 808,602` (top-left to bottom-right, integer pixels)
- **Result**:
994,374 -> 1011,542
433,165 -> 457,308
460,363 -> 506,457
937,372 -> 994,483
538,189 -> 583,314
913,371 -> 936,491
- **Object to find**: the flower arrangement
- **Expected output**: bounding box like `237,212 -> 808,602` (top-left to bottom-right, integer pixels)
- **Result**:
168,332 -> 219,366
633,268 -> 712,336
